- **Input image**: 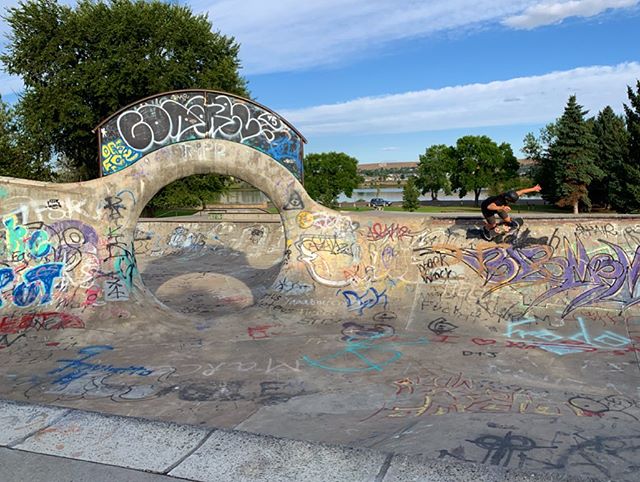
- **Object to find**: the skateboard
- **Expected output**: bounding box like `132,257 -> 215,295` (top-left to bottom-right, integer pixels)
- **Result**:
482,218 -> 523,242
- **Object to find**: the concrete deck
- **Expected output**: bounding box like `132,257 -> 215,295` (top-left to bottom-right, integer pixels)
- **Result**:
0,399 -> 573,481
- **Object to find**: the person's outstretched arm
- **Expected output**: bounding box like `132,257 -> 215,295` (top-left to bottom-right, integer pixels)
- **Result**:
516,184 -> 542,196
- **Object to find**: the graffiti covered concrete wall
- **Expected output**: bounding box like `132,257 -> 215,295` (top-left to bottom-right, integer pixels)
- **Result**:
134,220 -> 285,260
97,90 -> 306,180
0,138 -> 315,338
0,89 -> 638,353
267,214 -> 639,361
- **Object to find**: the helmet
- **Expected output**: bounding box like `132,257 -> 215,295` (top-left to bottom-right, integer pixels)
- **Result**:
504,190 -> 519,203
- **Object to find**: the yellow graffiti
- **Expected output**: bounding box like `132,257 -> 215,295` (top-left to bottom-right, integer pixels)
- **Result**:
102,139 -> 140,173
296,211 -> 314,229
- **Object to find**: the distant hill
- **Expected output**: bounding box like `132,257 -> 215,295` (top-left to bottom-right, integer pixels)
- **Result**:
357,159 -> 532,185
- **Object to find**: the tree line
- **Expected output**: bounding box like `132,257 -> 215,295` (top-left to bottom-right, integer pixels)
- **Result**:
524,87 -> 640,213
410,85 -> 640,213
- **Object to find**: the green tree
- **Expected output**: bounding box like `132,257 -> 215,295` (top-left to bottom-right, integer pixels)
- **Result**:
144,174 -> 230,215
499,142 -> 520,179
525,122 -> 561,205
0,96 -> 51,180
547,95 -> 601,214
402,176 -> 420,211
450,135 -> 517,206
615,80 -> 640,212
303,152 -> 362,208
415,144 -> 453,200
1,0 -> 248,179
488,142 -> 522,194
589,106 -> 629,209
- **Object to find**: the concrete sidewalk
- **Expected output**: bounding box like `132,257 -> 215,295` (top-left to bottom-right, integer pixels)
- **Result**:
0,399 -> 572,482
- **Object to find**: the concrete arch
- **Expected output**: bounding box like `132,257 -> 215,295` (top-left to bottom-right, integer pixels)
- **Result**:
96,90 -> 307,181
126,139 -> 312,219
0,131 -> 326,326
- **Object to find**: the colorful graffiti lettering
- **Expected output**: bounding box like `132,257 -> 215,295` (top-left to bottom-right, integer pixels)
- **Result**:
367,223 -> 412,242
0,263 -> 64,308
101,139 -> 141,174
3,216 -> 52,261
100,92 -> 303,178
425,237 -> 640,316
0,312 -> 85,348
506,317 -> 631,355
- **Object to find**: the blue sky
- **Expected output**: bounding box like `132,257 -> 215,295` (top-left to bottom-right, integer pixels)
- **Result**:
1,0 -> 640,163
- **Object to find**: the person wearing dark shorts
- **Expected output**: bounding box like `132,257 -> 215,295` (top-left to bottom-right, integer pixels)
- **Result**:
481,184 -> 542,232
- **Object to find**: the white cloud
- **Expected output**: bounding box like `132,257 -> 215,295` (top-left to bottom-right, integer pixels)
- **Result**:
503,0 -> 639,29
196,0 -> 535,74
381,146 -> 400,151
281,63 -> 640,136
192,0 -> 637,74
0,1 -> 634,78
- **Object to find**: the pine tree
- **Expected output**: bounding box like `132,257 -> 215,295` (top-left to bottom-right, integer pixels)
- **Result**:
589,106 -> 629,210
616,80 -> 640,212
402,177 -> 420,212
548,96 -> 601,214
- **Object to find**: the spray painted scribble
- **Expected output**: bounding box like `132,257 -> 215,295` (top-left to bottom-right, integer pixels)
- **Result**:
47,345 -> 152,385
98,91 -> 304,178
506,317 -> 631,355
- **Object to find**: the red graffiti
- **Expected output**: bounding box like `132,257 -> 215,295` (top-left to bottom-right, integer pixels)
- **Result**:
471,338 -> 497,346
367,223 -> 412,242
248,325 -> 279,340
82,286 -> 101,307
431,335 -> 459,344
505,340 -> 541,350
0,312 -> 85,335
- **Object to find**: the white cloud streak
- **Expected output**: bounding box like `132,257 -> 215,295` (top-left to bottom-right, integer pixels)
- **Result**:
193,0 -> 637,74
281,63 -> 640,136
0,1 -> 635,79
196,0 -> 534,74
503,0 -> 639,29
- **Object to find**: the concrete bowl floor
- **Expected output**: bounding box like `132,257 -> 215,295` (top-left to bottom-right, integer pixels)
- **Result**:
1,244 -> 639,481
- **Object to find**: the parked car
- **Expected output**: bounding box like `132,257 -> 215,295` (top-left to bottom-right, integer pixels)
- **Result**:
369,198 -> 393,208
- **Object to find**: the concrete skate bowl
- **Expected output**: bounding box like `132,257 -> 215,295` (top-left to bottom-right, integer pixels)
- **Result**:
2,90 -> 640,480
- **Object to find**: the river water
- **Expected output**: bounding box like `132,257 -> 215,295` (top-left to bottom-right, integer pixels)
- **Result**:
337,188 -> 543,203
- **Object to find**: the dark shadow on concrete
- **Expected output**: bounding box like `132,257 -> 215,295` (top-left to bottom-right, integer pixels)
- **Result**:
451,218 -> 552,246
137,246 -> 283,319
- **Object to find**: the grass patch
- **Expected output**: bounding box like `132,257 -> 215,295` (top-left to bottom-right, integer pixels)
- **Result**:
338,204 -> 573,214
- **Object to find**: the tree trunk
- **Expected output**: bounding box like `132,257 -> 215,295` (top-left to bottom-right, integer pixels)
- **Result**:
474,189 -> 481,207
573,200 -> 579,214
431,191 -> 437,201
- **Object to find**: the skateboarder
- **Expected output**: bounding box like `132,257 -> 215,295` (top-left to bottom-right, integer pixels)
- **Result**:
481,184 -> 542,235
